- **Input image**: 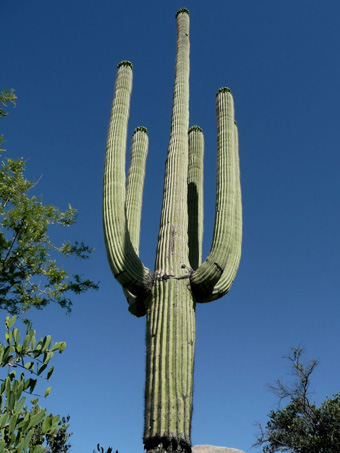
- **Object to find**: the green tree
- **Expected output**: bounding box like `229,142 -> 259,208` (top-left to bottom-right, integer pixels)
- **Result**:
0,89 -> 98,315
254,347 -> 340,453
0,89 -> 98,451
0,315 -> 68,452
29,400 -> 72,452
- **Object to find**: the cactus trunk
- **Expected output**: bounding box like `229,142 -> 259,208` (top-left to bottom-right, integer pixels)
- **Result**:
144,279 -> 195,452
103,8 -> 242,453
144,11 -> 195,452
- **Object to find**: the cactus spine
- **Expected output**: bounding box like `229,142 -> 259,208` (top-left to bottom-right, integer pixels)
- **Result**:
103,8 -> 242,453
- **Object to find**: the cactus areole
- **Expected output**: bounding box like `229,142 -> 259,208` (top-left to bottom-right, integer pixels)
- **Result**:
103,8 -> 242,453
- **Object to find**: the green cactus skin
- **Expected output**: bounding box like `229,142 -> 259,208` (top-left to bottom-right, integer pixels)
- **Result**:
103,8 -> 242,453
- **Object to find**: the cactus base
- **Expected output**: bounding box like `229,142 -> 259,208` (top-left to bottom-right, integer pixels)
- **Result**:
145,436 -> 192,453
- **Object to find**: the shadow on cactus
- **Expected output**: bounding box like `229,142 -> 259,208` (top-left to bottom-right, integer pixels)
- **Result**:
103,7 -> 242,453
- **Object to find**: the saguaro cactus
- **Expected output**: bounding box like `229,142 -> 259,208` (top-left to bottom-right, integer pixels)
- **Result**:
103,8 -> 242,453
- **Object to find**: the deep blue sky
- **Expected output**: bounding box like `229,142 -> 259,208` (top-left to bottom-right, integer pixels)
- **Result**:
2,1 -> 340,452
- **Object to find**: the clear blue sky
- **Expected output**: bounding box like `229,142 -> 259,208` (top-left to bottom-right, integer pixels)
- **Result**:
2,0 -> 340,452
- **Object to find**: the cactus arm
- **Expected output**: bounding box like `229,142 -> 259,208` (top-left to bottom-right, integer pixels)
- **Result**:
126,126 -> 149,254
188,125 -> 204,270
103,61 -> 151,301
190,88 -> 242,302
154,8 -> 190,275
206,120 -> 242,300
123,126 -> 149,317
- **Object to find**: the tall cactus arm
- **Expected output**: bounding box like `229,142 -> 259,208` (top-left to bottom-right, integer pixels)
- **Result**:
103,61 -> 151,300
123,126 -> 149,317
206,120 -> 242,300
126,126 -> 149,255
190,88 -> 242,302
188,125 -> 204,270
154,8 -> 190,276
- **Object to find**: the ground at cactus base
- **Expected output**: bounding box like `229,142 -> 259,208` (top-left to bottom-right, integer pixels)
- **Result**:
192,446 -> 245,453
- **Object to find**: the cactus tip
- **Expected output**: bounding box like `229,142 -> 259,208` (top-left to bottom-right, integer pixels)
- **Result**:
188,125 -> 202,133
176,7 -> 190,17
117,60 -> 133,70
133,126 -> 148,135
216,87 -> 232,96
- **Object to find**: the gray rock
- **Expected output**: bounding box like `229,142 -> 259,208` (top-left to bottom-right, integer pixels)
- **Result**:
192,446 -> 245,453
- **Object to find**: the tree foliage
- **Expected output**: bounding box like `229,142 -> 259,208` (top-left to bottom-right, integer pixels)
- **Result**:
0,89 -> 98,315
0,315 -> 68,452
93,444 -> 118,453
255,347 -> 340,452
29,400 -> 72,452
0,90 -> 16,120
0,90 -> 97,450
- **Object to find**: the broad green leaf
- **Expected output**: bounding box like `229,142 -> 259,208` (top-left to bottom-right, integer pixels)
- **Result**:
2,346 -> 14,365
37,363 -> 47,376
43,351 -> 53,365
22,334 -> 30,351
24,361 -> 34,371
0,380 -> 6,393
5,316 -> 16,330
30,334 -> 36,350
27,410 -> 46,430
59,341 -> 66,353
0,411 -> 9,429
16,412 -> 29,430
5,332 -> 12,344
41,335 -> 52,351
51,342 -> 62,352
8,412 -> 18,435
7,390 -> 15,411
35,340 -> 43,354
41,415 -> 52,434
15,396 -> 26,413
24,378 -> 37,394
47,366 -> 54,380
44,386 -> 51,397
12,328 -> 20,345
29,378 -> 37,394
33,445 -> 46,453
52,414 -> 60,425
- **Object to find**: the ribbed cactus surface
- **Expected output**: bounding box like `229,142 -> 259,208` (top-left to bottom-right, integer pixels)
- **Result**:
103,8 -> 242,453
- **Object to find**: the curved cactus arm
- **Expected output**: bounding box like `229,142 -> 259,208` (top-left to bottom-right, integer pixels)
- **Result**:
188,125 -> 204,270
205,120 -> 242,300
190,88 -> 242,302
103,61 -> 151,301
123,126 -> 149,317
154,9 -> 190,276
126,126 -> 149,254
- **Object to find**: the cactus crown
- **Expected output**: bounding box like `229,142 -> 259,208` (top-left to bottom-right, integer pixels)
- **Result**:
176,7 -> 190,17
188,125 -> 202,133
117,60 -> 133,70
133,126 -> 148,135
216,87 -> 231,96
